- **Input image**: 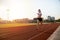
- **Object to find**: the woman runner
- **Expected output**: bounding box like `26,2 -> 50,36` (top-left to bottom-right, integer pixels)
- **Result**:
37,9 -> 43,29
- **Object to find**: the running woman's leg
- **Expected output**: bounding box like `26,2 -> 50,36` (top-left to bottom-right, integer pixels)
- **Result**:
37,20 -> 39,29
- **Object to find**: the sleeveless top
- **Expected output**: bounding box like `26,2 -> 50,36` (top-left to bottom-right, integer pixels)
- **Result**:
37,12 -> 42,18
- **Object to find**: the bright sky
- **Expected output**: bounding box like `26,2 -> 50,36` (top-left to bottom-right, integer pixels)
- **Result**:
0,0 -> 60,20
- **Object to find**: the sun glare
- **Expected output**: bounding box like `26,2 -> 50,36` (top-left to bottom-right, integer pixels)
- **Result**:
0,0 -> 60,20
0,0 -> 34,21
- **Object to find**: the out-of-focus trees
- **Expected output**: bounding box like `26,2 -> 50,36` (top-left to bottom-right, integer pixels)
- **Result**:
12,18 -> 30,23
56,19 -> 60,22
0,18 -> 3,23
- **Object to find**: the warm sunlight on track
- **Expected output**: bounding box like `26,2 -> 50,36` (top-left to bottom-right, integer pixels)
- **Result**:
0,23 -> 36,28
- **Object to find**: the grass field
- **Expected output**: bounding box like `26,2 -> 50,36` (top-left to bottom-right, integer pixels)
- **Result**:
0,22 -> 59,28
0,23 -> 36,28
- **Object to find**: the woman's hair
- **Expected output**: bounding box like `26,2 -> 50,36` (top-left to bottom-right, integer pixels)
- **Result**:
38,9 -> 41,13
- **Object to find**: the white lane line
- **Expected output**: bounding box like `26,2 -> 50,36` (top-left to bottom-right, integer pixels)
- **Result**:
28,28 -> 51,40
47,26 -> 60,40
28,25 -> 60,40
28,30 -> 47,40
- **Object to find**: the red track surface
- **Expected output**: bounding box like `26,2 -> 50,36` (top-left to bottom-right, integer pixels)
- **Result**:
0,23 -> 60,40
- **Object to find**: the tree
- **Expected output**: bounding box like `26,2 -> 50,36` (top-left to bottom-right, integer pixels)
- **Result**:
56,19 -> 60,22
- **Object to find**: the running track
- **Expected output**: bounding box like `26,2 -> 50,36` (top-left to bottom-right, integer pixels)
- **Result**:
0,23 -> 60,40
